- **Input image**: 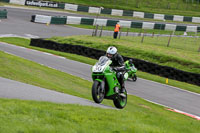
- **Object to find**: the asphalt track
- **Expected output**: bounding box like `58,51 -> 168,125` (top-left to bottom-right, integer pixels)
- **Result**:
0,6 -> 200,117
0,6 -> 154,38
0,42 -> 200,117
0,6 -> 92,38
0,6 -> 199,38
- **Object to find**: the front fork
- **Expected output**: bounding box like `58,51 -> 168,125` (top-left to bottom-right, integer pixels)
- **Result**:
100,79 -> 105,94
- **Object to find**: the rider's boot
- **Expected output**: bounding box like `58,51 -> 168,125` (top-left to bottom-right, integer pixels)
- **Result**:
121,84 -> 125,93
119,83 -> 126,97
118,73 -> 126,97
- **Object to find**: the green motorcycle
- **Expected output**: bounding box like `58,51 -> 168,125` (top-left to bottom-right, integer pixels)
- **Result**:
125,60 -> 137,82
91,56 -> 128,109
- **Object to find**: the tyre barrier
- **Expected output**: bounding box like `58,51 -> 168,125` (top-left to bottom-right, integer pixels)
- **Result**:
1,0 -> 200,24
0,9 -> 7,19
31,14 -> 200,32
30,38 -> 200,86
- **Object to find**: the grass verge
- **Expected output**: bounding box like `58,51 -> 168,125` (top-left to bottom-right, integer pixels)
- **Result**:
68,24 -> 200,36
0,50 -> 92,99
0,98 -> 200,133
0,51 -> 200,132
48,35 -> 200,74
0,37 -> 199,93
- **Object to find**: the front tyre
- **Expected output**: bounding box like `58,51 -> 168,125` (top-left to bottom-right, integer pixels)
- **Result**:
113,89 -> 127,109
132,74 -> 137,82
92,80 -> 105,103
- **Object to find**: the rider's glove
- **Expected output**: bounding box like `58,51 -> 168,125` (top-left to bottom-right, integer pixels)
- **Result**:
113,67 -> 118,71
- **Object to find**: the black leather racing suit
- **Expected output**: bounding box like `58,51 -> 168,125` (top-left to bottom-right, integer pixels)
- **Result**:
109,53 -> 126,90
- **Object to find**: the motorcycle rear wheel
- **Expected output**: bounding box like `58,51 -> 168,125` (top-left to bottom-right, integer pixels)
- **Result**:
92,80 -> 105,103
113,89 -> 127,109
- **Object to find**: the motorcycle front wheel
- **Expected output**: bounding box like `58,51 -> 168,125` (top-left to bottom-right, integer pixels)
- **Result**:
132,74 -> 137,82
113,89 -> 127,109
92,80 -> 105,103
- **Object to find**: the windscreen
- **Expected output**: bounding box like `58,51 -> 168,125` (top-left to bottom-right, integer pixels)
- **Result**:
97,56 -> 110,66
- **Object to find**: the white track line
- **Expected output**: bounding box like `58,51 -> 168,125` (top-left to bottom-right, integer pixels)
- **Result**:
167,109 -> 200,121
143,98 -> 200,120
139,78 -> 200,96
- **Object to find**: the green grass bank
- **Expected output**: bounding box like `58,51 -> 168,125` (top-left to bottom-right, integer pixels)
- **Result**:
0,50 -> 93,99
48,35 -> 200,74
0,98 -> 200,133
69,24 -> 200,36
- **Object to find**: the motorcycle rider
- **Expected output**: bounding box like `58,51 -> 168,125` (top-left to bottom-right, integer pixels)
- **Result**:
125,59 -> 136,69
106,46 -> 126,94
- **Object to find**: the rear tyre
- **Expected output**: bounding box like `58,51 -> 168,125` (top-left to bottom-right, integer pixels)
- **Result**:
132,74 -> 137,82
113,89 -> 127,109
92,80 -> 105,103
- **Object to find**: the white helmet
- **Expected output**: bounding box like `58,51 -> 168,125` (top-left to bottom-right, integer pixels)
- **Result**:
106,46 -> 117,55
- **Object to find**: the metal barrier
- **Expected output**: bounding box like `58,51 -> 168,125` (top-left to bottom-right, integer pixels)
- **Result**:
0,9 -> 7,19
